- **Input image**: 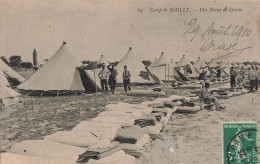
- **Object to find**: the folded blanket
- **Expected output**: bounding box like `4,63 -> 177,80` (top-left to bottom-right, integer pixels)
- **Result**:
176,106 -> 200,114
115,126 -> 144,144
88,150 -> 135,164
11,140 -> 86,163
148,103 -> 165,108
134,116 -> 156,128
182,102 -> 195,107
90,116 -> 135,126
71,122 -> 120,141
152,88 -> 162,92
140,122 -> 163,135
151,108 -> 168,116
163,101 -> 174,108
44,131 -> 100,147
149,112 -> 165,121
0,153 -> 64,164
119,134 -> 150,151
76,142 -> 120,163
122,149 -> 143,158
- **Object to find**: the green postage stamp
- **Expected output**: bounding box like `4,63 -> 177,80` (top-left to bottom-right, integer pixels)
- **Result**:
222,122 -> 258,164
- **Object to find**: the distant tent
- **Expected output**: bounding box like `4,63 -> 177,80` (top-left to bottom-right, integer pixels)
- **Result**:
217,61 -> 229,77
218,61 -> 227,68
115,47 -> 158,84
0,83 -> 20,109
208,59 -> 219,68
237,63 -> 246,68
175,55 -> 197,78
0,70 -> 10,87
151,52 -> 168,67
193,57 -> 207,69
82,55 -> 106,92
18,42 -> 97,95
232,62 -> 239,68
148,52 -> 178,82
176,55 -> 190,67
193,57 -> 209,77
148,58 -> 157,68
0,59 -> 25,86
226,62 -> 232,68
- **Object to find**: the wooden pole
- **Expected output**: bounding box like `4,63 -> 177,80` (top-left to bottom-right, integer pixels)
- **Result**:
165,65 -> 166,81
93,69 -> 97,94
168,65 -> 170,82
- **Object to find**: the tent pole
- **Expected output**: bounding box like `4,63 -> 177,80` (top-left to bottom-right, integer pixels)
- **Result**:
165,66 -> 166,81
168,65 -> 170,82
93,69 -> 97,94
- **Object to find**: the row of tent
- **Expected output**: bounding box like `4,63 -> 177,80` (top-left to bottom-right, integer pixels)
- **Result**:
1,42 -> 250,99
0,59 -> 25,108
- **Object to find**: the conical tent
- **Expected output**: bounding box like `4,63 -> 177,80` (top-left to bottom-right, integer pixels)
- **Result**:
218,61 -> 227,68
148,52 -> 177,81
176,55 -> 190,67
152,52 -> 168,67
193,57 -> 207,69
0,70 -> 10,87
18,42 -> 86,94
226,62 -> 232,68
97,55 -> 106,65
175,55 -> 197,78
208,59 -> 219,68
0,83 -> 20,109
148,58 -> 157,68
0,59 -> 25,86
115,47 -> 157,84
83,55 -> 105,92
232,62 -> 238,68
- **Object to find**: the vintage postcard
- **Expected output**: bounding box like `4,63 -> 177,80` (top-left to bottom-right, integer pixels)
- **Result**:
0,0 -> 259,164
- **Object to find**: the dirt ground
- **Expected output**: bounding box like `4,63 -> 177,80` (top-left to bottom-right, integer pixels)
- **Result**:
0,85 -> 159,152
0,70 -> 259,163
137,92 -> 260,164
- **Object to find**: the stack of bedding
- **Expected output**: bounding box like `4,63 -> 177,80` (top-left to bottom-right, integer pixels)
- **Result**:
10,140 -> 86,164
76,142 -> 120,163
0,153 -> 64,164
134,115 -> 156,127
71,121 -> 120,141
115,126 -> 150,157
88,150 -> 135,164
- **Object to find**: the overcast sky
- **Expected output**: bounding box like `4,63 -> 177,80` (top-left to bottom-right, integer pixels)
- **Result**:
0,0 -> 259,64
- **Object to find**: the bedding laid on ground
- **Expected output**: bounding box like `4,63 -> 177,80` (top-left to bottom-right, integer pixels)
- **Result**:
115,126 -> 145,144
76,142 -> 120,163
44,131 -> 101,147
11,140 -> 86,163
175,106 -> 200,114
134,115 -> 156,127
87,150 -> 135,164
0,153 -> 64,164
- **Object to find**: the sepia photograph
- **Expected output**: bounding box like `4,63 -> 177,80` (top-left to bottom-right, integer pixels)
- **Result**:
0,0 -> 259,163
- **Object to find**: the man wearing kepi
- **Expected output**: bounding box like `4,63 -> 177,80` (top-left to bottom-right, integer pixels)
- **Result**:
98,65 -> 109,94
122,65 -> 131,93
